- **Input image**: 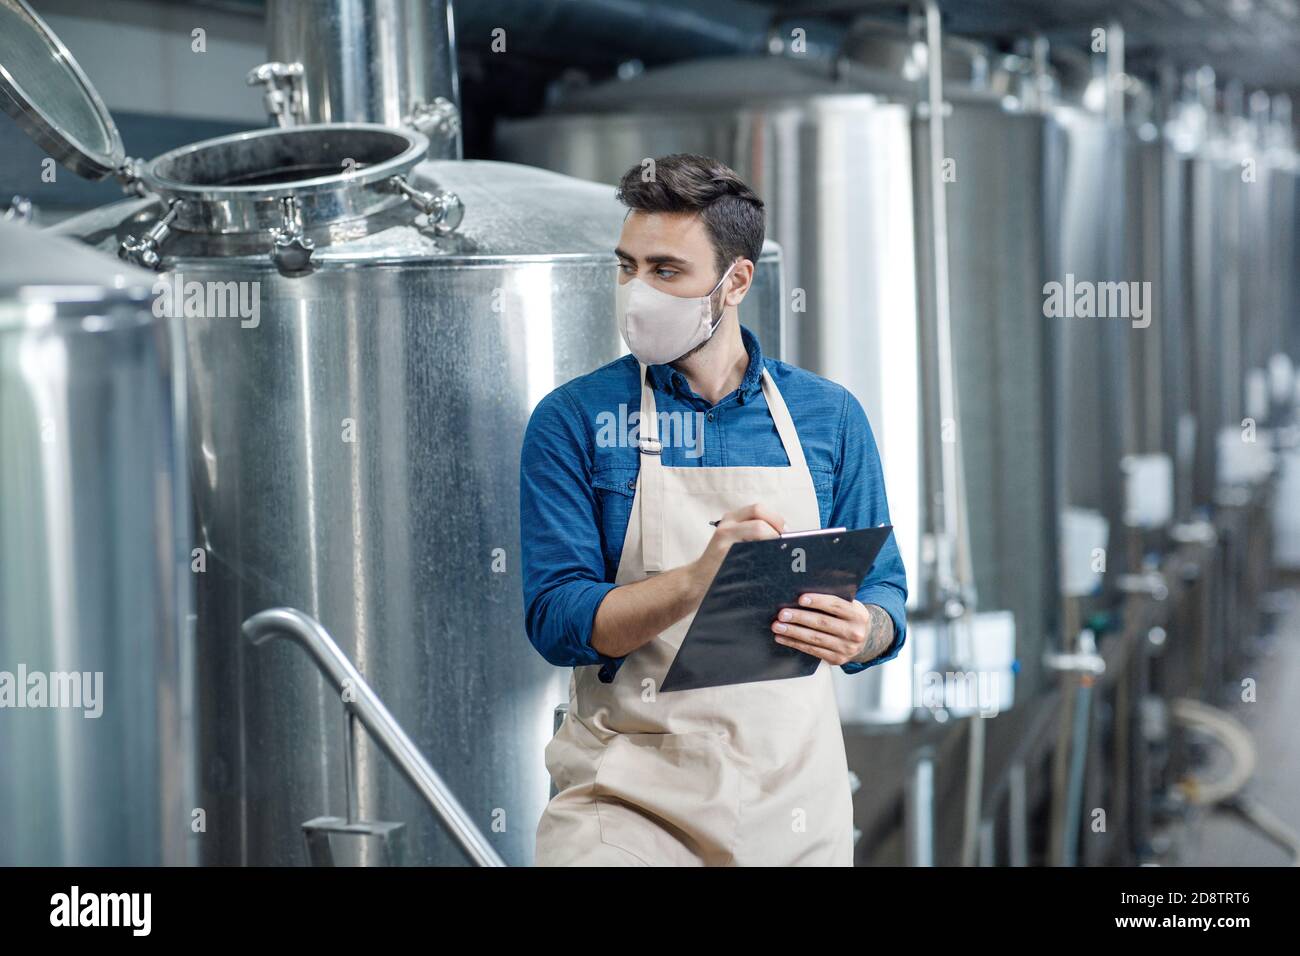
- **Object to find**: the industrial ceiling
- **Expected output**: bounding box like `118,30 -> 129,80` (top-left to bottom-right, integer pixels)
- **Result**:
158,0 -> 1300,98
758,0 -> 1300,96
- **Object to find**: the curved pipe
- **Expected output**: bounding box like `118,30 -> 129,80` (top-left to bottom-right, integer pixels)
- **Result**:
1170,697 -> 1255,805
1170,698 -> 1300,864
243,607 -> 506,868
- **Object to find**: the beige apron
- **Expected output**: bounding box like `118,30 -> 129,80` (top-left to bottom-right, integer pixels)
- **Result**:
535,364 -> 854,866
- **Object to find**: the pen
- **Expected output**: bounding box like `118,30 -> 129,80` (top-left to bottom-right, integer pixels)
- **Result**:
707,518 -> 847,537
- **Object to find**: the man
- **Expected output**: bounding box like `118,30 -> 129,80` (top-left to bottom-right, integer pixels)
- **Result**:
519,153 -> 908,866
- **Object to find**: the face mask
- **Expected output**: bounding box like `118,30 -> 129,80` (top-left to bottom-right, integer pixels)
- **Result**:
616,262 -> 736,366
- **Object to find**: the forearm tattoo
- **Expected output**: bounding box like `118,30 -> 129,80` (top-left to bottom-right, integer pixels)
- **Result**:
855,604 -> 896,664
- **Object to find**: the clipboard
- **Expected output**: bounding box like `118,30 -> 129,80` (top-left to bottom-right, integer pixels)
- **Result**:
659,525 -> 895,692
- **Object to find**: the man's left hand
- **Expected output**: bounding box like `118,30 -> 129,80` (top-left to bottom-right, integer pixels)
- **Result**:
771,595 -> 894,666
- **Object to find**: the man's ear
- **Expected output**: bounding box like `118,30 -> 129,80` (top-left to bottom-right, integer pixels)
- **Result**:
723,259 -> 755,307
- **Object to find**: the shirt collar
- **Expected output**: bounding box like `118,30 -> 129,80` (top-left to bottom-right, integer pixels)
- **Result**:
646,325 -> 765,403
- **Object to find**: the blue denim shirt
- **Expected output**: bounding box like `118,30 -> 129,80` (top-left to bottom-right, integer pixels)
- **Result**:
520,325 -> 908,683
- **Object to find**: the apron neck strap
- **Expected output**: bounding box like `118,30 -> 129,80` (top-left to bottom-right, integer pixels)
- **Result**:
758,369 -> 808,471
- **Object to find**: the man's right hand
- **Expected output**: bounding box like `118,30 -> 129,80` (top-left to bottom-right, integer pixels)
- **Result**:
591,503 -> 785,661
692,503 -> 786,589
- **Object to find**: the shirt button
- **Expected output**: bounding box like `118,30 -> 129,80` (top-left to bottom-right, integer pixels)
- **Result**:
627,479 -> 636,490
706,412 -> 715,422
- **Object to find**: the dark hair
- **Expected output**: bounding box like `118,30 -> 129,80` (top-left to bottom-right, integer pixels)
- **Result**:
615,154 -> 765,277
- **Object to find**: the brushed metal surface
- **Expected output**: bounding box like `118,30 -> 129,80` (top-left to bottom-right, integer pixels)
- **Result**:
1174,116 -> 1254,506
1043,104 -> 1133,591
944,102 -> 1057,697
0,220 -> 193,865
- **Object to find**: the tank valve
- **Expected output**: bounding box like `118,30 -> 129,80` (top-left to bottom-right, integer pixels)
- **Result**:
270,197 -> 315,273
247,62 -> 305,128
120,200 -> 181,270
390,176 -> 464,236
406,97 -> 461,142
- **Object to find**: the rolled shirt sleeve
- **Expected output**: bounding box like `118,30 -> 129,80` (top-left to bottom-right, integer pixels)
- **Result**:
830,389 -> 909,674
519,386 -> 623,673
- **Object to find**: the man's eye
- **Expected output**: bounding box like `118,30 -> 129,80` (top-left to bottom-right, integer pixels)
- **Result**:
655,268 -> 679,279
617,262 -> 634,274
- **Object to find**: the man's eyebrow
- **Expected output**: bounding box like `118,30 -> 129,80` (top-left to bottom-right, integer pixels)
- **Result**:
614,247 -> 691,266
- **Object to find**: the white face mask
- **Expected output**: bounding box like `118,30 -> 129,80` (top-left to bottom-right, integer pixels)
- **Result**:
616,262 -> 736,366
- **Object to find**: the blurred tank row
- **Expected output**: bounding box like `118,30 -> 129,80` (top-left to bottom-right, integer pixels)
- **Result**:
497,20 -> 1299,694
1,0 -> 1297,866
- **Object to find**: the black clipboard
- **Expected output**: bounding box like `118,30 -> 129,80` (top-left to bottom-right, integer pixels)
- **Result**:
659,525 -> 895,692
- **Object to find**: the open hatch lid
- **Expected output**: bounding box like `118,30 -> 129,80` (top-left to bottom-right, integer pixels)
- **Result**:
0,0 -> 125,181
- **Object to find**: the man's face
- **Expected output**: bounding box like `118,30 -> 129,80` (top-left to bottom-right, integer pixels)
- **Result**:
615,210 -> 744,301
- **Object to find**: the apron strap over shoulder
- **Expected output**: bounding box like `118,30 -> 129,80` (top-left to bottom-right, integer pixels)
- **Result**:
760,369 -> 809,472
638,364 -> 666,572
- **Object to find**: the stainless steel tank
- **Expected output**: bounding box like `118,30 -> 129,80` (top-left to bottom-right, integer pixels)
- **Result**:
1211,110 -> 1250,446
1242,94 -> 1297,426
1161,95 -> 1202,524
1150,77 -> 1205,528
1045,63 -> 1196,581
497,36 -> 1049,712
1117,77 -> 1181,545
262,0 -> 459,141
923,55 -> 1057,700
0,219 -> 194,865
3,0 -> 784,866
1038,53 -> 1137,611
1164,77 -> 1226,513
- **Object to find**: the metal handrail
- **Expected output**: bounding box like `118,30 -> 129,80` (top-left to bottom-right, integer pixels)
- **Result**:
242,607 -> 506,867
